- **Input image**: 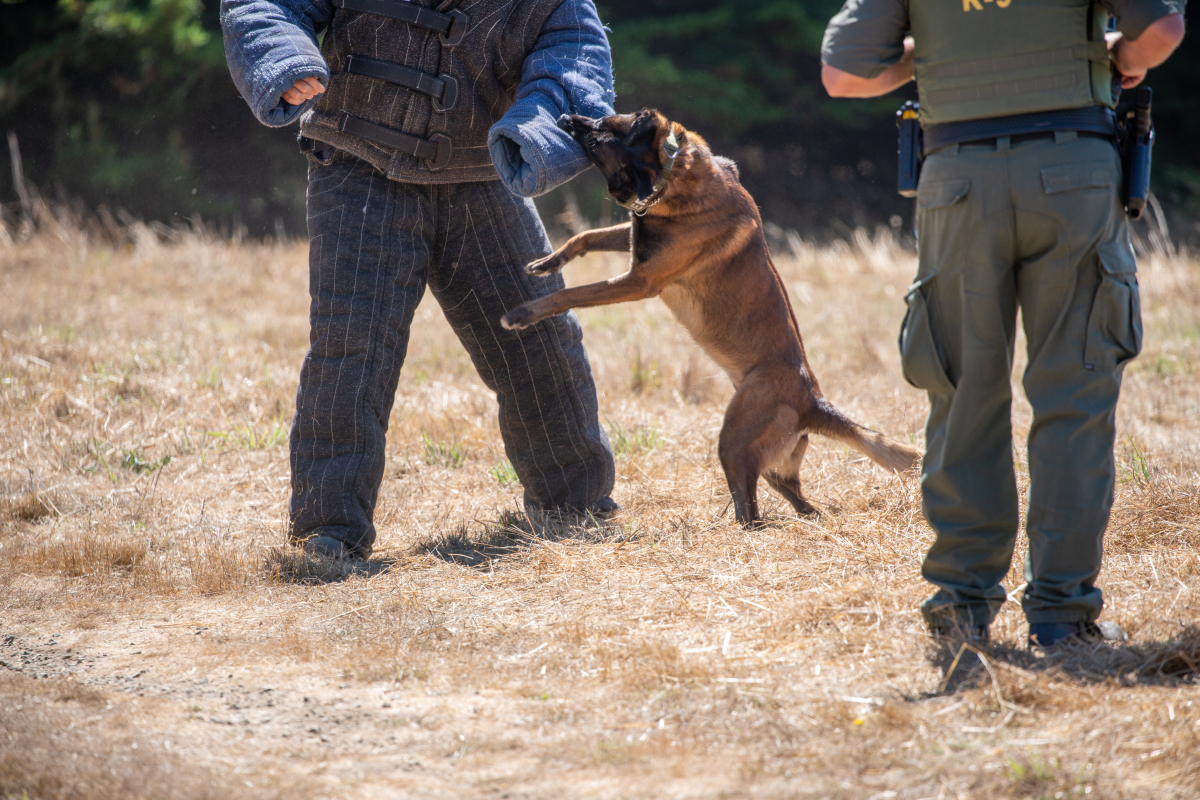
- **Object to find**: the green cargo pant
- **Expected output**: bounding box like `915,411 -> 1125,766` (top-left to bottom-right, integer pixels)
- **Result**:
900,132 -> 1141,629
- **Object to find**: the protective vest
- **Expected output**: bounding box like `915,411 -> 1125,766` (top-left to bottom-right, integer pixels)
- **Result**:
909,0 -> 1114,125
300,0 -> 562,183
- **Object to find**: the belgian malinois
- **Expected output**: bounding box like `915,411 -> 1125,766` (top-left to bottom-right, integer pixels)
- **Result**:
501,110 -> 920,524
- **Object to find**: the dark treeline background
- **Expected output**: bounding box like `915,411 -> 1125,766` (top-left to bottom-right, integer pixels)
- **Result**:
1,0 -> 1197,242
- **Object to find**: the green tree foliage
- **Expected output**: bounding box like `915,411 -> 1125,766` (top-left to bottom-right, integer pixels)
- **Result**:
0,0 -> 304,234
591,0 -> 917,236
0,0 -> 1196,239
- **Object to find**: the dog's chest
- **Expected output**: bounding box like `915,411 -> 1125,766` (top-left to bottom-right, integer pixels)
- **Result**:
657,283 -> 705,335
658,283 -> 746,386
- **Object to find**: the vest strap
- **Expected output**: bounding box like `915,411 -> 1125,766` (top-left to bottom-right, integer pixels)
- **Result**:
333,0 -> 468,45
923,44 -> 1109,82
339,113 -> 453,170
922,106 -> 1116,156
344,55 -> 459,112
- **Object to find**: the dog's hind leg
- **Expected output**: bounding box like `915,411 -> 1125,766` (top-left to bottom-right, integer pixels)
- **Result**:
763,434 -> 818,517
718,380 -> 801,526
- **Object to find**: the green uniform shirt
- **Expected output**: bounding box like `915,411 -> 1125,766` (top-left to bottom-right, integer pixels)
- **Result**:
821,0 -> 1184,81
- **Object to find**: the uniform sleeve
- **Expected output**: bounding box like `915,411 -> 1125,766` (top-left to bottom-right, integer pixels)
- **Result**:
1104,0 -> 1186,41
487,0 -> 616,198
820,0 -> 910,79
220,0 -> 334,128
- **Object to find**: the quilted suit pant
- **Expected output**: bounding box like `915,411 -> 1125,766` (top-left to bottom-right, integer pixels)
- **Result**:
289,152 -> 615,556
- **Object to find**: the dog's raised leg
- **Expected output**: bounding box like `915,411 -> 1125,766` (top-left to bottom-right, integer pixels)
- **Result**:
502,270 -> 662,330
763,435 -> 818,517
526,223 -> 632,276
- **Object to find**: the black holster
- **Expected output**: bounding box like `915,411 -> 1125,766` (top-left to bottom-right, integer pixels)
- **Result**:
1116,86 -> 1154,220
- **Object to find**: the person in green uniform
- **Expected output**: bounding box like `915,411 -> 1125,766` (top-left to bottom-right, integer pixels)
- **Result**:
820,0 -> 1185,647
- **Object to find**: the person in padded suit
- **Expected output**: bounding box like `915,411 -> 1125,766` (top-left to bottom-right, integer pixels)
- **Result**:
221,0 -> 619,559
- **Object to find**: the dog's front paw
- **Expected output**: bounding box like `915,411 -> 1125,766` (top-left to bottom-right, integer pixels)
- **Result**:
525,254 -> 563,276
501,303 -> 541,330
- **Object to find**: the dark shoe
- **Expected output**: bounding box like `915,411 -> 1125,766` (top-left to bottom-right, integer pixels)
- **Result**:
1028,620 -> 1125,647
299,534 -> 357,560
591,496 -> 622,517
526,496 -> 622,531
930,624 -> 990,645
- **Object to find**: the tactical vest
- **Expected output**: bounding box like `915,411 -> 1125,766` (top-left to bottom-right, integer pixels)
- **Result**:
909,0 -> 1114,125
300,0 -> 563,183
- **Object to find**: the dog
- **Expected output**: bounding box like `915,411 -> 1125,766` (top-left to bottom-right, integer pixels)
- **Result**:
501,110 -> 920,525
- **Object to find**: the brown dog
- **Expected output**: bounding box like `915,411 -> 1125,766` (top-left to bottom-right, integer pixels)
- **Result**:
501,110 -> 919,524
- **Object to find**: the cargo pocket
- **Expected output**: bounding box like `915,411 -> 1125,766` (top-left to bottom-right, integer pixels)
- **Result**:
1083,240 -> 1142,372
899,280 -> 955,394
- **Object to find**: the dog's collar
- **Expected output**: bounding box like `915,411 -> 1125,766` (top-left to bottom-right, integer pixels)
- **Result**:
619,129 -> 681,216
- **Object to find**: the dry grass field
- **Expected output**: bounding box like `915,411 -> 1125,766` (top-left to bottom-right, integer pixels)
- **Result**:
1,207 -> 1198,799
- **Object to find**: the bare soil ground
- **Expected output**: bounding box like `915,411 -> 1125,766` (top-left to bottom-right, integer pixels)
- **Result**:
1,214 -> 1198,799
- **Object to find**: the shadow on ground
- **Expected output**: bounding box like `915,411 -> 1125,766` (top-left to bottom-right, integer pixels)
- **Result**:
264,549 -> 398,585
926,625 -> 1200,696
413,509 -> 624,569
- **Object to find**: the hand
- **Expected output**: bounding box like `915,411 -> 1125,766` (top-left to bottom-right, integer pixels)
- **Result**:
1107,34 -> 1148,88
1117,66 -> 1148,90
281,76 -> 325,106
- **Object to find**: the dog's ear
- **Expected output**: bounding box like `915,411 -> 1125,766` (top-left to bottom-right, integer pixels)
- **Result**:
625,110 -> 661,147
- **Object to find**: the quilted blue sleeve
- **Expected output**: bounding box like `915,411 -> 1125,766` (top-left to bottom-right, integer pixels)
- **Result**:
488,0 -> 616,197
220,0 -> 334,128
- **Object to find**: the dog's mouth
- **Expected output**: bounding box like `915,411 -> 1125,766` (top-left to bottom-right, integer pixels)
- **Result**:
558,115 -> 638,201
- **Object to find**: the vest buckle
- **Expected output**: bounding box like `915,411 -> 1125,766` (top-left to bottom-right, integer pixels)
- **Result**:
441,10 -> 468,47
433,74 -> 458,113
427,133 -> 453,171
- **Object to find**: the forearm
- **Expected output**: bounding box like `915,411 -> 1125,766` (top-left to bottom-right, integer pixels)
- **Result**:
488,0 -> 615,197
220,0 -> 332,127
822,38 -> 913,98
1111,13 -> 1186,73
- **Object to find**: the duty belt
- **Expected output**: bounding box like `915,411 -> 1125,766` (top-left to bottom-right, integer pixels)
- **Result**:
345,54 -> 458,112
333,0 -> 468,45
922,106 -> 1116,157
339,113 -> 454,171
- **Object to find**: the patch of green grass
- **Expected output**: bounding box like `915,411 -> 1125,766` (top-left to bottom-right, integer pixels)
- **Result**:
607,421 -> 663,457
202,362 -> 223,391
206,419 -> 289,451
422,429 -> 466,469
489,459 -> 519,485
121,451 -> 171,474
1003,752 -> 1093,797
1118,435 -> 1152,487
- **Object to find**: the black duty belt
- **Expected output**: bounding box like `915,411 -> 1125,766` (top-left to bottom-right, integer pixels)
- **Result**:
922,106 -> 1116,157
345,54 -> 458,112
333,0 -> 468,46
339,113 -> 453,171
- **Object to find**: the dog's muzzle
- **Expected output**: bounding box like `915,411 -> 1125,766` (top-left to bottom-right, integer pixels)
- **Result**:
557,114 -> 596,144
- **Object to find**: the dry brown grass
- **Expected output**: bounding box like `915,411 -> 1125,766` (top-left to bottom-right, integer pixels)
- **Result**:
0,217 -> 1198,798
0,671 -> 298,799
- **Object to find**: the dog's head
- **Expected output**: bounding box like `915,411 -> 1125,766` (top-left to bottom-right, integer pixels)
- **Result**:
558,110 -> 686,209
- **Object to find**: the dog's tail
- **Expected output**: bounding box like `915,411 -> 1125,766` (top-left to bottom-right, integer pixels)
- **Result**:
812,399 -> 921,474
